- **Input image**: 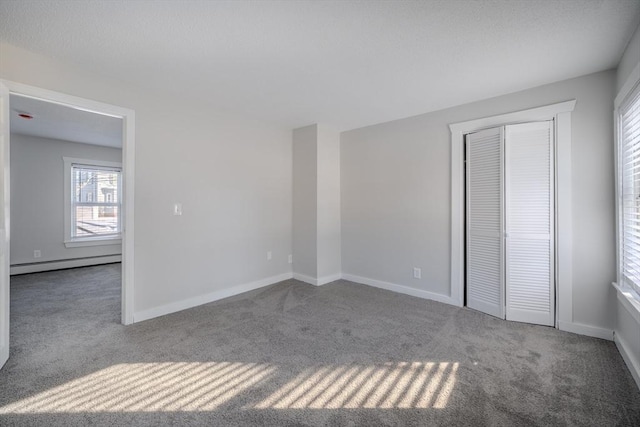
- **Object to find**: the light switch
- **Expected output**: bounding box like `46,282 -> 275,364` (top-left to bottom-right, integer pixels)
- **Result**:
173,203 -> 182,216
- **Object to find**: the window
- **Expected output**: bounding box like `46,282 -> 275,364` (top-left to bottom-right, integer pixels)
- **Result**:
64,157 -> 122,247
618,81 -> 640,297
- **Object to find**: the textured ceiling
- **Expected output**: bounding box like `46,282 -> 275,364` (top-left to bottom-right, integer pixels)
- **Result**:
1,0 -> 639,131
10,95 -> 122,148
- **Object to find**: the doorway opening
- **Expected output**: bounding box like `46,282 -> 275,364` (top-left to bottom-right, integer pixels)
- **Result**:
1,80 -> 135,326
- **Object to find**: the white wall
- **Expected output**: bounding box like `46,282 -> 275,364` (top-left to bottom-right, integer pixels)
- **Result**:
292,125 -> 318,278
617,23 -> 640,93
292,124 -> 341,284
10,134 -> 122,266
616,292 -> 640,388
316,125 -> 341,280
1,42 -> 293,319
342,70 -> 617,332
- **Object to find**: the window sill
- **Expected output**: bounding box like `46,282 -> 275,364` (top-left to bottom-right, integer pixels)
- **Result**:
613,282 -> 640,324
64,237 -> 122,248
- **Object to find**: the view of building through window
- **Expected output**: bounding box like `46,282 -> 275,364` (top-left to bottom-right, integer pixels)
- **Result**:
72,165 -> 121,238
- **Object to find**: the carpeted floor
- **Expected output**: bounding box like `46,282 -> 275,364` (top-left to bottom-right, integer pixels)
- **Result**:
0,264 -> 639,426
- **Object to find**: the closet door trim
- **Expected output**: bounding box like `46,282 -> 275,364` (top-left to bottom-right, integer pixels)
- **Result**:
450,100 -> 575,331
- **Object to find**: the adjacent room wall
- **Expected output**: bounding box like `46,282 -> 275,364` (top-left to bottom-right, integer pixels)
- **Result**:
10,134 -> 122,267
341,69 -> 616,333
0,42 -> 293,321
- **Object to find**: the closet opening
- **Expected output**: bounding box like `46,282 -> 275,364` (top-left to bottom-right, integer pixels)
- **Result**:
463,121 -> 556,327
450,100 -> 576,333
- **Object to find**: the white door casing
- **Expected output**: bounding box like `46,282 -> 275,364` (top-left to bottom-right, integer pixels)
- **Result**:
0,80 -> 136,326
450,100 -> 575,332
0,81 -> 10,369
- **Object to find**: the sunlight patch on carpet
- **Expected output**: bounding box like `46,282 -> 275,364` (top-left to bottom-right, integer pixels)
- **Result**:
254,361 -> 459,409
0,362 -> 276,413
0,361 -> 458,413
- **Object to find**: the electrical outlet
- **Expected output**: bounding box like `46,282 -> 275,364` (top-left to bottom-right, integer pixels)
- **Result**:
34,250 -> 41,259
413,267 -> 421,279
267,251 -> 272,261
288,254 -> 293,264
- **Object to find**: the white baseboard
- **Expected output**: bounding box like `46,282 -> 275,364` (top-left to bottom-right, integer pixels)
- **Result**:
293,273 -> 318,286
341,273 -> 459,306
317,274 -> 342,286
293,273 -> 342,286
0,344 -> 8,371
615,332 -> 640,390
10,255 -> 122,275
133,272 -> 294,323
292,272 -> 340,286
558,321 -> 614,341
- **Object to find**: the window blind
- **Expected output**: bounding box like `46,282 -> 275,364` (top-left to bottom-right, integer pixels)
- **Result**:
71,165 -> 121,238
620,83 -> 640,296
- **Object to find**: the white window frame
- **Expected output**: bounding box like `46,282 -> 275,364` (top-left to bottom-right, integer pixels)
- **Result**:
63,157 -> 122,248
614,62 -> 640,313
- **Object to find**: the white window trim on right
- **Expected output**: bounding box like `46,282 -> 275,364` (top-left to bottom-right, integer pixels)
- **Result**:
615,61 -> 640,311
63,157 -> 122,248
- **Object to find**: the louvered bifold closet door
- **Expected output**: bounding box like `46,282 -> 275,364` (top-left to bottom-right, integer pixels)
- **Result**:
505,121 -> 555,326
466,127 -> 505,319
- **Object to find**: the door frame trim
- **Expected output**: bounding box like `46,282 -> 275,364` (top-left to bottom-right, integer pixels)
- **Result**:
0,82 -> 9,368
450,100 -> 575,329
1,80 -> 136,325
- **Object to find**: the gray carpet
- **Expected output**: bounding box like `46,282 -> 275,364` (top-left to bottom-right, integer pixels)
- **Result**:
0,264 -> 639,426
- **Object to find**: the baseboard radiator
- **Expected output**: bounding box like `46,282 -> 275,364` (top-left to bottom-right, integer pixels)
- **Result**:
10,255 -> 121,275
